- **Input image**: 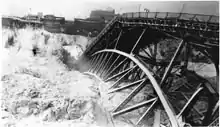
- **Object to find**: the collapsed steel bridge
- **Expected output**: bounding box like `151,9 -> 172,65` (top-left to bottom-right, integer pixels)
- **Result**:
80,11 -> 219,127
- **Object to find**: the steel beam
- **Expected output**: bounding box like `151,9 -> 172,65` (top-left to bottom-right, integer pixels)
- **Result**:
100,52 -> 114,77
96,52 -> 109,76
177,86 -> 204,118
130,29 -> 146,54
93,49 -> 179,127
141,48 -> 153,58
160,39 -> 184,86
212,100 -> 219,116
103,55 -> 121,79
93,53 -> 105,74
112,97 -> 157,117
89,54 -> 101,73
113,78 -> 147,113
104,57 -> 128,81
108,78 -> 146,93
114,29 -> 123,49
105,64 -> 137,82
181,92 -> 204,117
109,65 -> 138,89
136,99 -> 158,125
88,56 -> 97,72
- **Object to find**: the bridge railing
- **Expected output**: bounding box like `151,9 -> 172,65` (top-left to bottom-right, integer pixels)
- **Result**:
84,11 -> 218,54
120,12 -> 219,23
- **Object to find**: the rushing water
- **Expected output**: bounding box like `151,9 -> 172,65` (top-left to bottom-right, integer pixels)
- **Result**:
1,27 -> 134,127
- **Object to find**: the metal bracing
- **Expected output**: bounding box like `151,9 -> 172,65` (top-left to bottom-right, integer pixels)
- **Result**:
212,100 -> 219,116
136,98 -> 158,125
96,52 -> 109,76
83,11 -> 219,127
130,29 -> 146,54
89,54 -> 101,72
114,29 -> 123,49
109,65 -> 138,89
141,48 -> 153,58
108,78 -> 146,93
112,78 -> 147,113
88,56 -> 97,70
112,97 -> 157,117
105,61 -> 133,82
92,49 -> 180,127
104,57 -> 128,81
99,52 -> 114,77
103,55 -> 121,79
92,53 -> 105,74
181,92 -> 204,117
160,39 -> 184,86
177,86 -> 204,118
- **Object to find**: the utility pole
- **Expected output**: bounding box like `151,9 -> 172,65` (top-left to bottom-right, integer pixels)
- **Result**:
138,4 -> 141,17
180,3 -> 185,13
138,4 -> 141,12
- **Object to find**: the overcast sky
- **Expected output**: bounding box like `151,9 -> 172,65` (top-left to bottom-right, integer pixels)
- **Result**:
1,0 -> 219,20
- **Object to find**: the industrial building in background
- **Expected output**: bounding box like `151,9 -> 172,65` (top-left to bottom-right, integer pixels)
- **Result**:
2,9 -> 116,37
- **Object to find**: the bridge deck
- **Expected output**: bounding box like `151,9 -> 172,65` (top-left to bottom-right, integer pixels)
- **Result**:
85,12 -> 219,55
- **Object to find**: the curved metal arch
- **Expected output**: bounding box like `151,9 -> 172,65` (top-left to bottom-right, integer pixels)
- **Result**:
92,49 -> 180,127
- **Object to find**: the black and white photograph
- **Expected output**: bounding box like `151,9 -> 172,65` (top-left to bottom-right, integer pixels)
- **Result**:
1,0 -> 219,127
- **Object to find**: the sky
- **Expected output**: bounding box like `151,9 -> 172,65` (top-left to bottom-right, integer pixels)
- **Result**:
1,0 -> 219,20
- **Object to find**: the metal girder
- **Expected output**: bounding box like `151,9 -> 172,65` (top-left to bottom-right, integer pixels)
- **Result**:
130,29 -> 146,54
96,52 -> 109,76
88,56 -> 97,70
181,92 -> 204,117
136,98 -> 158,125
212,100 -> 219,116
108,78 -> 146,93
208,117 -> 219,127
103,55 -> 121,79
112,97 -> 157,117
92,49 -> 180,127
160,39 -> 184,86
84,16 -> 118,54
89,54 -> 101,72
136,55 -> 161,80
177,86 -> 204,118
137,54 -> 181,67
84,11 -> 219,127
100,52 -> 114,77
105,64 -> 137,82
117,17 -> 219,42
109,65 -> 138,89
104,57 -> 128,82
141,48 -> 153,58
114,29 -> 123,49
113,78 -> 147,113
92,53 -> 105,74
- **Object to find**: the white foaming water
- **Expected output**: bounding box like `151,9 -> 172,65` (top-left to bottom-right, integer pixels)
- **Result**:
1,27 -> 134,127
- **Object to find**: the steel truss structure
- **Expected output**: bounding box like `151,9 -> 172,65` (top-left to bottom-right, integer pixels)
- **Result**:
80,12 -> 219,127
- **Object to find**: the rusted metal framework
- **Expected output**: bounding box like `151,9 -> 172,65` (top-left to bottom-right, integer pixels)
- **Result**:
81,12 -> 219,127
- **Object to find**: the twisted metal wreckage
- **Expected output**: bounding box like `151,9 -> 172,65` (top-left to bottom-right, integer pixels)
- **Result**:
79,11 -> 219,127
